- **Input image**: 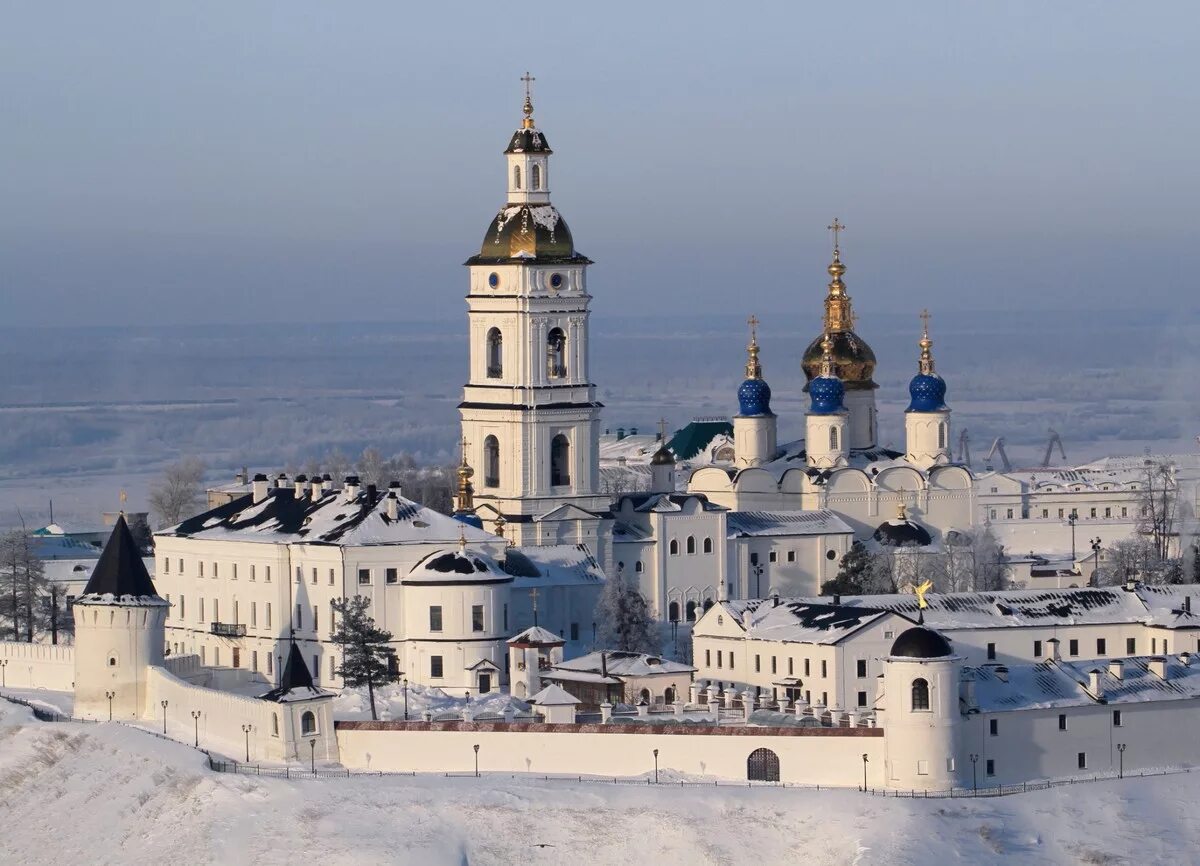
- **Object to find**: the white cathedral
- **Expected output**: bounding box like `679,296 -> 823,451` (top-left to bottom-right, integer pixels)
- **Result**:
153,85 -> 1172,695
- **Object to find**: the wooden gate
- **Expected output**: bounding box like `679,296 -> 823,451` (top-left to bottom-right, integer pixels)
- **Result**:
747,747 -> 780,782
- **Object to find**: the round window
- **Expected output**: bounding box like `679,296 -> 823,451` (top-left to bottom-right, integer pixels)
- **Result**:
549,273 -> 563,289
826,549 -> 838,560
488,272 -> 500,288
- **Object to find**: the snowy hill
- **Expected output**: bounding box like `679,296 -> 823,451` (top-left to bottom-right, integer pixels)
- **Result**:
0,699 -> 1191,865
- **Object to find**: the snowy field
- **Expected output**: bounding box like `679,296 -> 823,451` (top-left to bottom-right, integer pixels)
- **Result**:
0,699 -> 1195,865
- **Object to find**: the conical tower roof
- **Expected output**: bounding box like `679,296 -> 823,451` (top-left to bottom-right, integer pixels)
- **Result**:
259,640 -> 324,702
80,514 -> 159,600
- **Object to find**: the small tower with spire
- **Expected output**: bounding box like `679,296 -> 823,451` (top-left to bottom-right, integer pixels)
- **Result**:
805,332 -> 849,469
733,315 -> 778,467
904,310 -> 951,469
650,417 -> 677,492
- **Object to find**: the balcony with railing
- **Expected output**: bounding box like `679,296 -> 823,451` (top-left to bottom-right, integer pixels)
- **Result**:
210,622 -> 246,638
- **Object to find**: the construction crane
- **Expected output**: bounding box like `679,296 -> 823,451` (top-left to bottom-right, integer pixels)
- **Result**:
1041,429 -> 1067,467
984,437 -> 1012,472
957,428 -> 972,467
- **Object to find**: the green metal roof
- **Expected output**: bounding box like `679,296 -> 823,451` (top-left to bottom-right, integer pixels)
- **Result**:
668,420 -> 734,461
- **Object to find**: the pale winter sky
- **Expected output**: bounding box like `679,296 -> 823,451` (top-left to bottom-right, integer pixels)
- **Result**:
2,2 -> 1198,327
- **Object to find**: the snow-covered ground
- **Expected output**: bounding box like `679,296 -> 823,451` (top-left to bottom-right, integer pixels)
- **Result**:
0,698 -> 1195,865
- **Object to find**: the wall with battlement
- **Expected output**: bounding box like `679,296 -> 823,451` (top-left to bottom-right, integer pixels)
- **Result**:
335,720 -> 884,786
0,641 -> 75,691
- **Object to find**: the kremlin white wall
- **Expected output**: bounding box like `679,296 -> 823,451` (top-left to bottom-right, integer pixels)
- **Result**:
0,641 -> 75,691
335,721 -> 886,786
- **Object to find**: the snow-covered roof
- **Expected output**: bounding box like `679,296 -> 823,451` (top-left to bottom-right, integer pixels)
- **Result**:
163,487 -> 495,547
508,625 -> 564,646
403,548 -> 511,585
599,433 -> 663,464
550,651 -> 695,678
505,544 -> 606,588
716,599 -> 903,646
529,684 -> 581,706
972,655 -> 1200,712
771,584 -> 1200,633
727,509 -> 854,538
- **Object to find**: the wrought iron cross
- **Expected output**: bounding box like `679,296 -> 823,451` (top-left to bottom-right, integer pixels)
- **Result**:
919,308 -> 931,337
747,314 -> 759,341
521,72 -> 535,100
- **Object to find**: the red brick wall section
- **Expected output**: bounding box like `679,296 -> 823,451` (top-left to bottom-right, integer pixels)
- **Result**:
334,720 -> 883,737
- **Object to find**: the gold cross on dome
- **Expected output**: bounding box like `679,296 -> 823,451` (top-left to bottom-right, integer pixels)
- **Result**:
919,308 -> 931,337
827,218 -> 846,254
747,314 -> 759,341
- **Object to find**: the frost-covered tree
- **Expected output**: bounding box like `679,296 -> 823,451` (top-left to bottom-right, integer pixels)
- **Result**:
0,528 -> 49,642
594,571 -> 659,654
330,595 -> 399,721
148,457 -> 206,528
1137,460 -> 1178,562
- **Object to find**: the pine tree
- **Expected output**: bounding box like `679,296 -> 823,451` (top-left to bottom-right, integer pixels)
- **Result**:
594,572 -> 659,654
330,595 -> 399,720
821,541 -> 871,596
0,529 -> 49,642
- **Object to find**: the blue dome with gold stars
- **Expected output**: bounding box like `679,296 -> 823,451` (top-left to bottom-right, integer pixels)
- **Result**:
738,378 -> 773,417
907,372 -> 947,413
809,375 -> 845,414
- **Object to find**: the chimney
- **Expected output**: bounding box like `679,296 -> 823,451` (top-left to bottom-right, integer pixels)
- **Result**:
630,426 -> 638,436
960,671 -> 978,710
385,492 -> 399,521
311,476 -> 325,496
600,651 -> 608,679
1125,578 -> 1138,591
1180,652 -> 1192,668
276,473 -> 288,489
1088,669 -> 1104,699
366,483 -> 377,501
994,666 -> 1009,683
832,593 -> 840,606
251,473 -> 270,503
616,427 -> 625,441
1185,597 -> 1193,615
1108,659 -> 1124,680
1047,637 -> 1061,661
772,593 -> 781,608
343,476 -> 361,502
1149,656 -> 1168,680
294,474 -> 309,499
235,468 -> 248,485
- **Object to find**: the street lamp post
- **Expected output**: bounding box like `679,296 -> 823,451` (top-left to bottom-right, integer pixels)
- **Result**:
473,743 -> 480,778
0,658 -> 8,688
1117,743 -> 1126,779
1068,510 -> 1078,561
970,754 -> 979,793
1091,538 -> 1103,586
191,710 -> 201,747
653,748 -> 659,784
160,700 -> 169,734
751,563 -> 764,597
309,738 -> 317,773
105,690 -> 115,721
402,677 -> 409,721
242,724 -> 253,762
861,753 -> 869,791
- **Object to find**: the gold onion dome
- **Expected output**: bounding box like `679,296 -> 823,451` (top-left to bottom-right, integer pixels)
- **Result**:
802,227 -> 877,391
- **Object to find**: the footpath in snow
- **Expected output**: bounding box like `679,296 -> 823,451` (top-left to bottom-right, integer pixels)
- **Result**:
0,698 -> 1191,866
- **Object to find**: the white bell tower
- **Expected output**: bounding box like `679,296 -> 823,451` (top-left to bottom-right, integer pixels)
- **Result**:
805,334 -> 849,469
460,76 -> 610,547
904,310 -> 952,469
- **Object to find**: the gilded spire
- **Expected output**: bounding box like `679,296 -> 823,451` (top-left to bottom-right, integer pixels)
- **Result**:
818,330 -> 837,378
521,71 -> 536,129
918,309 -> 935,376
744,314 -> 763,380
823,218 -> 855,333
455,437 -> 475,513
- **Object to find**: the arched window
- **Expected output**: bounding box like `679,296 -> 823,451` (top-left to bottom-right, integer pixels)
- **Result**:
551,434 -> 571,486
635,561 -> 643,573
686,536 -> 696,555
747,747 -> 780,782
911,678 -> 930,711
703,537 -> 713,554
938,422 -> 947,449
531,163 -> 541,190
703,598 -> 715,612
486,328 -> 503,378
301,710 -> 317,736
639,688 -> 651,704
669,539 -> 680,556
664,686 -> 676,704
483,435 -> 500,488
685,600 -> 697,622
668,601 -> 680,622
830,426 -> 839,450
271,713 -> 279,736
513,164 -> 521,189
546,327 -> 567,378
